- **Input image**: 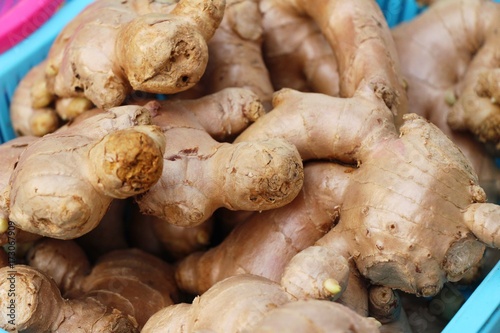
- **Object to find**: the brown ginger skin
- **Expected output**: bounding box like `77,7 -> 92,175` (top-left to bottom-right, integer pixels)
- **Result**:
182,0 -> 275,106
175,163 -> 370,316
257,0 -> 408,125
143,274 -> 380,333
27,238 -> 179,330
236,87 -> 500,297
0,136 -> 42,247
0,136 -> 37,228
0,265 -> 139,332
10,61 -> 60,137
245,299 -> 381,333
392,0 -> 500,151
259,0 -> 340,96
42,0 -> 225,109
7,104 -> 166,239
135,89 -> 304,227
174,162 -> 350,295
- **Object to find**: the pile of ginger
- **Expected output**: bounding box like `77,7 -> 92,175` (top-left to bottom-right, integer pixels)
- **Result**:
1,0 -> 500,332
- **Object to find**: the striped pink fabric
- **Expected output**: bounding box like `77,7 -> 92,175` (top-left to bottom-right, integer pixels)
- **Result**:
0,0 -> 64,53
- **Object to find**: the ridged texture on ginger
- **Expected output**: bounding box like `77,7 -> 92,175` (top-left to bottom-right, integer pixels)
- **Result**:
175,162 -> 349,295
143,275 -> 292,333
393,0 -> 500,191
8,105 -> 166,239
0,265 -> 138,332
245,299 -> 381,333
27,239 -> 179,330
135,91 -> 303,227
9,61 -> 60,137
144,274 -> 381,333
393,0 -> 500,151
260,0 -> 339,96
189,0 -> 275,105
0,136 -> 36,224
235,87 -> 500,298
259,0 -> 408,125
43,0 -> 225,109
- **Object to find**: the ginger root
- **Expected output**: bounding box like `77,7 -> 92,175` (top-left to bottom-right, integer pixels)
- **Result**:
181,0 -> 275,106
135,89 -> 304,227
259,0 -> 339,96
259,0 -> 408,125
175,162 -> 349,295
40,0 -> 225,109
392,0 -> 500,151
0,265 -> 139,332
27,238 -> 179,330
9,62 -> 60,137
143,274 -> 380,333
7,104 -> 166,239
235,87 -> 500,297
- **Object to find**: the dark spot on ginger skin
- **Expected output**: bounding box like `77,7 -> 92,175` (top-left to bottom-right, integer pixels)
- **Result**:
180,147 -> 199,155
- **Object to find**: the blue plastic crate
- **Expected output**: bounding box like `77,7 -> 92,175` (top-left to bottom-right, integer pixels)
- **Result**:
0,1 -> 498,332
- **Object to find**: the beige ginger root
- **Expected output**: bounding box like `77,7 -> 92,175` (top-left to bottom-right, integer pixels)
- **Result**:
174,162 -> 351,295
181,0 -> 275,106
39,0 -> 225,110
134,89 -> 304,227
0,265 -> 139,332
7,104 -> 166,239
259,0 -> 339,96
258,0 -> 408,125
0,136 -> 42,248
143,274 -> 380,333
27,238 -> 179,330
245,299 -> 381,333
0,136 -> 36,228
9,62 -> 60,137
392,0 -> 500,151
236,87 -> 500,297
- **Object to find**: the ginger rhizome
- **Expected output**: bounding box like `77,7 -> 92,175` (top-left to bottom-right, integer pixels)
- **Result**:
7,104 -> 166,239
142,274 -> 381,333
0,265 -> 139,332
9,62 -> 61,137
134,89 -> 304,227
259,0 -> 408,125
392,0 -> 500,151
259,0 -> 339,96
235,87 -> 500,298
26,238 -> 179,330
37,0 -> 225,110
181,0 -> 275,106
174,162 -> 349,296
0,136 -> 42,247
0,136 -> 36,228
